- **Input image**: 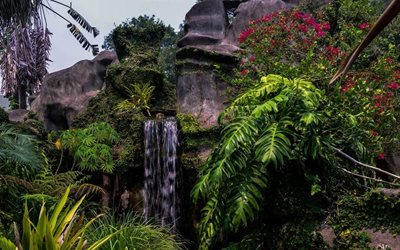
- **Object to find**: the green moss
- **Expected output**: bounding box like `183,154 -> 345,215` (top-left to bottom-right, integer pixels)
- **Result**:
178,119 -> 221,170
329,190 -> 400,249
106,62 -> 163,95
177,114 -> 200,134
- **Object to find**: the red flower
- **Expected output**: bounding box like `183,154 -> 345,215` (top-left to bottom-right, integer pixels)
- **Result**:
386,57 -> 394,64
388,82 -> 399,89
378,152 -> 385,160
249,55 -> 256,62
294,11 -> 305,20
239,28 -> 255,43
371,130 -> 379,137
394,70 -> 400,79
298,24 -> 307,32
340,80 -> 356,93
240,69 -> 249,75
322,22 -> 331,30
358,22 -> 370,30
316,30 -> 326,37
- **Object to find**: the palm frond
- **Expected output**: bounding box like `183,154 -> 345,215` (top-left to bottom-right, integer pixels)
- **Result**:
67,7 -> 99,37
67,23 -> 99,56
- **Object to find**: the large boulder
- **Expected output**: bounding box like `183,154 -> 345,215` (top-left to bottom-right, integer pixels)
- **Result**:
225,0 -> 290,44
177,0 -> 290,127
31,51 -> 118,130
177,0 -> 332,127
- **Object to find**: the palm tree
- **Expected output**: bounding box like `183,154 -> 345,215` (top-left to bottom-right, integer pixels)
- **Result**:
0,0 -> 99,108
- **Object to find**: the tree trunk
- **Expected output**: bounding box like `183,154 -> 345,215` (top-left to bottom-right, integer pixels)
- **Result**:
18,84 -> 27,109
101,174 -> 111,208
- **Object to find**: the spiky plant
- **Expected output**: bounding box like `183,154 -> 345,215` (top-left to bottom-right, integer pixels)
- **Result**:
0,186 -> 118,250
0,0 -> 99,108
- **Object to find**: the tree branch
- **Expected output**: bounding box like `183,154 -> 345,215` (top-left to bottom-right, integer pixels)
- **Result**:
331,146 -> 400,180
340,167 -> 400,187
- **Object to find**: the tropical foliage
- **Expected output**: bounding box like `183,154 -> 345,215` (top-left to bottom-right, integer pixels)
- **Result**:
86,212 -> 184,250
53,122 -> 120,173
0,186 -> 116,250
116,83 -> 155,116
0,124 -> 44,172
193,1 -> 400,248
193,75 -> 330,248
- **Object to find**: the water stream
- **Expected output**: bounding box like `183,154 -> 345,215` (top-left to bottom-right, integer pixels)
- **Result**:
143,117 -> 181,227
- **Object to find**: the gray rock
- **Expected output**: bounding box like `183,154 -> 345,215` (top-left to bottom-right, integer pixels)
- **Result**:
31,51 -> 118,130
226,0 -> 289,45
8,109 -> 29,123
177,0 -> 290,127
177,70 -> 227,126
178,0 -> 227,48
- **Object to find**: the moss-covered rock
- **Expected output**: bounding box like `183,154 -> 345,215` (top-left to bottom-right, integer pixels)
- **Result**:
328,189 -> 400,249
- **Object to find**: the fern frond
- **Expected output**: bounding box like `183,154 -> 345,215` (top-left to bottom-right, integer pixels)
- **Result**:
0,174 -> 36,191
198,197 -> 223,249
72,183 -> 105,197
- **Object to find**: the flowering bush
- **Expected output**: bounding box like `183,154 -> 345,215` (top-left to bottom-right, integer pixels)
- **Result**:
234,6 -> 400,163
238,10 -> 334,83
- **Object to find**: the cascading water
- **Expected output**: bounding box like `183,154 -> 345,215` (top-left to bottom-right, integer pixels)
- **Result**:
143,117 -> 181,228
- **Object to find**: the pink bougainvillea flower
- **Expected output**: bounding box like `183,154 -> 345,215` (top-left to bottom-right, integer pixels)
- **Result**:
385,57 -> 394,64
394,70 -> 400,79
294,11 -> 305,20
316,30 -> 326,37
322,22 -> 331,30
298,23 -> 307,32
239,28 -> 255,43
358,22 -> 370,30
378,152 -> 385,160
240,69 -> 249,75
388,82 -> 399,89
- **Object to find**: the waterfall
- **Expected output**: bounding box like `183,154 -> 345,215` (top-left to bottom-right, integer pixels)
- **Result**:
143,117 -> 181,227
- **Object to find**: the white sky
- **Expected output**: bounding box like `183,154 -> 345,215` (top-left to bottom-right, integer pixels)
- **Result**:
46,0 -> 196,73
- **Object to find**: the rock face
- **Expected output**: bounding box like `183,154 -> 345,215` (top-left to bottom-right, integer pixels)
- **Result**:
226,0 -> 290,44
177,0 -> 291,127
177,0 -> 332,127
31,51 -> 118,130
